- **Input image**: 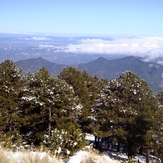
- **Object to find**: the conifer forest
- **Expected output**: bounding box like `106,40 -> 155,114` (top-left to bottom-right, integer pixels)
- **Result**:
0,59 -> 163,162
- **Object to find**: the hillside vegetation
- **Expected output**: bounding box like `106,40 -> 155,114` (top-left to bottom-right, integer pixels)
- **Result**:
0,59 -> 163,162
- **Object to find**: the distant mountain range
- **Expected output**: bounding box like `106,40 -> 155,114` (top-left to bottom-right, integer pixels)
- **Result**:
15,57 -> 66,76
15,56 -> 163,93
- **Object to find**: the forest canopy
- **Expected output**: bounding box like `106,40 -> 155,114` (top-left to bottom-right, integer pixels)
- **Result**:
0,60 -> 163,160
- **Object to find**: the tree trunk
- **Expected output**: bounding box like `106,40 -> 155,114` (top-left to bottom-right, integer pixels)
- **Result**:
146,148 -> 150,163
127,139 -> 135,158
117,140 -> 120,152
95,136 -> 100,148
139,146 -> 143,155
48,107 -> 52,136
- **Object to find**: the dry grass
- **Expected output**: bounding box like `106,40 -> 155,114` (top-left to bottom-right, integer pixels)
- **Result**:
81,157 -> 95,163
66,149 -> 120,163
0,147 -> 60,163
83,152 -> 120,163
0,148 -> 16,163
18,152 -> 60,163
81,145 -> 120,163
0,146 -> 120,163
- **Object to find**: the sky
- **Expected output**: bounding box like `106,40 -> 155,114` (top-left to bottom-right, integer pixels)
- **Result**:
0,0 -> 163,36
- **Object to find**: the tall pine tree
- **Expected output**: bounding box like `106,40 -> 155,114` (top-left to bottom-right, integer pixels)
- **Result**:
0,60 -> 23,135
101,71 -> 161,159
19,67 -> 81,145
58,67 -> 102,134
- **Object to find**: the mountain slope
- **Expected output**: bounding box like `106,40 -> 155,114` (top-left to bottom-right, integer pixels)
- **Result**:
15,56 -> 163,93
15,57 -> 66,76
77,56 -> 163,93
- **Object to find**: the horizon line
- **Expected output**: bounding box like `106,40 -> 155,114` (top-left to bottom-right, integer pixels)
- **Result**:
0,31 -> 162,37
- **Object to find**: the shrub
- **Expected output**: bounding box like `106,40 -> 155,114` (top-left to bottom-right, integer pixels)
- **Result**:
0,135 -> 13,150
0,133 -> 29,151
43,125 -> 86,158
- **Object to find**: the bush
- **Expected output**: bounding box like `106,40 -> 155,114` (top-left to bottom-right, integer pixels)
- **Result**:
0,133 -> 29,151
43,125 -> 86,158
0,135 -> 13,150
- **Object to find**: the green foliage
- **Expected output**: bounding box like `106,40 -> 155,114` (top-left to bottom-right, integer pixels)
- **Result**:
0,135 -> 13,150
98,71 -> 161,157
90,78 -> 110,138
19,67 -> 81,145
0,60 -> 163,160
58,67 -> 103,134
153,91 -> 163,161
43,125 -> 86,158
0,60 -> 23,134
0,133 -> 29,151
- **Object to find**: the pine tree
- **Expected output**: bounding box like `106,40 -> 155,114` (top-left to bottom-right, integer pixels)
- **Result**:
155,91 -> 163,162
101,71 -> 161,159
90,78 -> 111,139
19,67 -> 81,145
58,67 -> 90,131
0,60 -> 23,135
58,67 -> 102,134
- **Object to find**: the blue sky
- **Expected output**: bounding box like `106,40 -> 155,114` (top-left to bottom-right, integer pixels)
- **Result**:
0,0 -> 163,36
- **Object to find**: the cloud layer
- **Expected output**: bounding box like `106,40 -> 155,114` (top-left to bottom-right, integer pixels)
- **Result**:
63,36 -> 163,61
25,37 -> 51,40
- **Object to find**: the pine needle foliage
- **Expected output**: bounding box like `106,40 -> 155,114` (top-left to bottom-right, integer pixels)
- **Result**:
99,71 -> 162,157
43,125 -> 86,158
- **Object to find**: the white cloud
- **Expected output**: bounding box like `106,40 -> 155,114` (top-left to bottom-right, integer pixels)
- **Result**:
25,37 -> 51,40
157,61 -> 163,65
63,36 -> 163,60
38,44 -> 55,48
32,37 -> 51,40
